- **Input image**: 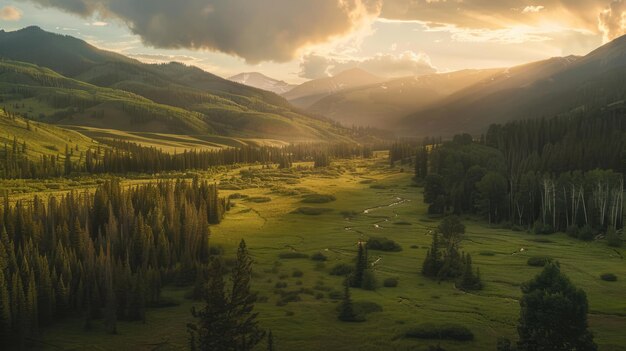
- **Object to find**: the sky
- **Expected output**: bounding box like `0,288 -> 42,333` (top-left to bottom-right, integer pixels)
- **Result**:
0,0 -> 625,84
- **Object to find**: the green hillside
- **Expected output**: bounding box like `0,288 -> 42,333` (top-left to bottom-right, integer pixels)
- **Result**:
0,108 -> 99,161
0,59 -> 211,133
402,35 -> 626,137
0,27 -> 350,142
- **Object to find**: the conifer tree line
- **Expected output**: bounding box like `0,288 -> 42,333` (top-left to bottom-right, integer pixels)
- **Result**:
422,216 -> 482,291
0,178 -> 228,348
389,138 -> 440,166
0,137 -> 373,179
415,110 -> 625,239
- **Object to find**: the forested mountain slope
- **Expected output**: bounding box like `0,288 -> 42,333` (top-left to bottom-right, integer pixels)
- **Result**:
402,35 -> 626,137
0,27 -> 350,142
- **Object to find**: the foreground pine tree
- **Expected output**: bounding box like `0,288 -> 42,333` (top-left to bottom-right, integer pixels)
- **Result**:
267,330 -> 275,351
188,259 -> 231,351
188,240 -> 264,351
338,279 -> 359,322
516,262 -> 597,351
230,240 -> 265,350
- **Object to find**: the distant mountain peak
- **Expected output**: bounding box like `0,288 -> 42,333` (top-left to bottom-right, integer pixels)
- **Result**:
229,72 -> 296,94
19,25 -> 44,32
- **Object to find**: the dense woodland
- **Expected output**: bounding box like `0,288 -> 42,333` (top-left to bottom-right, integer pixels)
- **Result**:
409,109 -> 625,240
0,137 -> 373,179
0,179 -> 228,348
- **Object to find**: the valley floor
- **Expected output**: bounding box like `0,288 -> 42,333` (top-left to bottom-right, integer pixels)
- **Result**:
36,155 -> 626,350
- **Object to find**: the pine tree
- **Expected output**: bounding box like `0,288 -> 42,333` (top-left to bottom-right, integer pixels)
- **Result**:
517,262 -> 597,351
188,259 -> 232,351
338,279 -> 359,322
103,245 -> 117,335
352,241 -> 367,288
267,330 -> 275,351
458,254 -> 482,291
0,269 -> 12,346
422,232 -> 442,277
230,240 -> 265,350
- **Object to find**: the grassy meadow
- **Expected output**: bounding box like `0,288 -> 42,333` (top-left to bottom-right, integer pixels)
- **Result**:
32,155 -> 626,351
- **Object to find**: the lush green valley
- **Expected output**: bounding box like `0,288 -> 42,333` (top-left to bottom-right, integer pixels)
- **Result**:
1,13 -> 625,351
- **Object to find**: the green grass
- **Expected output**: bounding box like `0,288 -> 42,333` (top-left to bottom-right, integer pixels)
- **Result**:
0,110 -> 100,160
36,155 -> 626,350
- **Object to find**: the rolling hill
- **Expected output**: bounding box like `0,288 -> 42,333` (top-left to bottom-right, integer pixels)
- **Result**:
229,72 -> 296,94
306,69 -> 502,128
0,27 -> 351,142
283,68 -> 385,109
401,34 -> 626,137
0,108 -> 100,161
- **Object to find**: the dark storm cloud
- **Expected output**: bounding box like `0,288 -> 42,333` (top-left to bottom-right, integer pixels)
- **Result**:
22,0 -> 381,63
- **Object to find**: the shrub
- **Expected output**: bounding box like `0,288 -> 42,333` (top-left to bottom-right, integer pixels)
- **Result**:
566,225 -> 580,238
578,225 -> 595,241
328,290 -> 343,300
336,301 -> 383,315
293,207 -> 333,216
383,277 -> 399,287
292,269 -> 304,278
311,252 -> 328,261
301,194 -> 336,203
275,282 -> 287,289
527,256 -> 553,267
405,323 -> 474,341
278,252 -> 309,259
367,237 -> 402,252
600,273 -> 618,282
246,196 -> 271,203
276,290 -> 301,304
533,220 -> 555,235
606,228 -> 622,247
340,210 -> 358,219
329,263 -> 354,276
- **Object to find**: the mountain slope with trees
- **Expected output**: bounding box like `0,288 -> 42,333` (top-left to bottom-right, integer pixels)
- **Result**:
402,35 -> 626,137
0,27 -> 351,142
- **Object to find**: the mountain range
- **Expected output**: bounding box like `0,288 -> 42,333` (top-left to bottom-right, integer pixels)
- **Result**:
281,35 -> 626,137
2,26 -> 625,142
0,26 -> 350,143
282,68 -> 386,109
229,72 -> 296,95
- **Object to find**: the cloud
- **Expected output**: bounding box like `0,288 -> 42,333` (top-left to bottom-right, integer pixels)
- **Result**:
380,0 -> 624,40
300,51 -> 436,79
0,6 -> 22,21
127,53 -> 199,63
422,22 -> 565,44
523,6 -> 545,14
22,0 -> 382,63
599,1 -> 626,42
